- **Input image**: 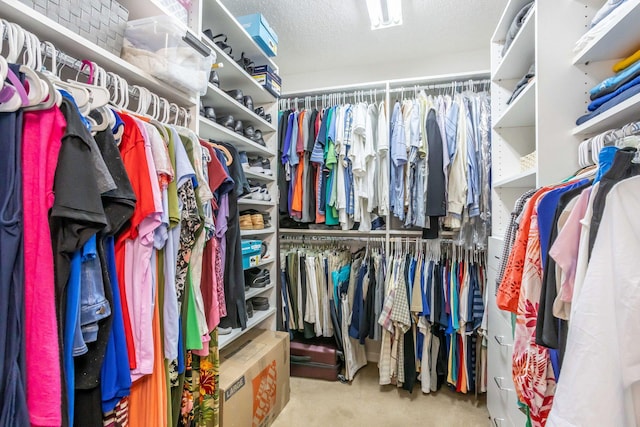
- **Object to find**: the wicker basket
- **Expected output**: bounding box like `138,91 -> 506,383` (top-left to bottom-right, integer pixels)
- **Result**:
156,0 -> 190,26
19,0 -> 128,56
520,151 -> 537,171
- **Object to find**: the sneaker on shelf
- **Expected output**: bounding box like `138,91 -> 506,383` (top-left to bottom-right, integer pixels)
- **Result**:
248,157 -> 265,175
240,186 -> 262,200
218,326 -> 233,335
245,268 -> 271,288
239,151 -> 249,171
261,158 -> 272,175
259,184 -> 271,201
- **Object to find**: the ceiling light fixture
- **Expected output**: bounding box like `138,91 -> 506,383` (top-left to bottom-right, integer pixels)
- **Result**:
366,0 -> 403,30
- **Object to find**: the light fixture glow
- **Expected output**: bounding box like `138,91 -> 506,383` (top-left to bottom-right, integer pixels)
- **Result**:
366,0 -> 403,30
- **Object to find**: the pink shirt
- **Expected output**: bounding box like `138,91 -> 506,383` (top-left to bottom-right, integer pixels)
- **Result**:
128,119 -> 163,381
549,187 -> 591,312
22,107 -> 65,426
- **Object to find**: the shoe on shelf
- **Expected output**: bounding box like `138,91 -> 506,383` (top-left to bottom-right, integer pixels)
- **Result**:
239,213 -> 254,230
261,158 -> 272,175
226,89 -> 244,103
251,213 -> 264,229
239,151 -> 249,171
248,157 -> 266,175
264,114 -> 272,123
240,186 -> 262,201
203,106 -> 216,121
250,297 -> 270,311
245,267 -> 270,284
218,326 -> 233,335
259,184 -> 271,201
243,95 -> 254,111
244,125 -> 255,140
254,106 -> 265,117
217,115 -> 235,130
234,119 -> 244,135
246,300 -> 254,318
251,129 -> 265,146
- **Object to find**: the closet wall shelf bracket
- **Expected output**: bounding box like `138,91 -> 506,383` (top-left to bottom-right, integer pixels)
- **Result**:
572,0 -> 640,65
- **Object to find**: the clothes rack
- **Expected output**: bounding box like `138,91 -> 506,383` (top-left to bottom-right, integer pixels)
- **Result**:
0,19 -> 193,124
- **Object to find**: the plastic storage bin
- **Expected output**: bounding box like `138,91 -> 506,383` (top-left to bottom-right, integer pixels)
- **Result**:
236,13 -> 278,57
242,240 -> 262,269
121,15 -> 214,95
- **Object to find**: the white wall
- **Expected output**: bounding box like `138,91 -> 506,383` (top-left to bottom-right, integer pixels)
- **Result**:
281,48 -> 489,94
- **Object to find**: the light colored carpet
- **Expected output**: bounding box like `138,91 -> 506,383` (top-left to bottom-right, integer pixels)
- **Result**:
272,364 -> 490,427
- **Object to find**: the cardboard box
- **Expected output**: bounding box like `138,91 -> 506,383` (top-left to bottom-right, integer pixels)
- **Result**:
237,13 -> 278,57
220,330 -> 290,427
252,73 -> 281,98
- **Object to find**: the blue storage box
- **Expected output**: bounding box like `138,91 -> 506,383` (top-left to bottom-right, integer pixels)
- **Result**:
252,65 -> 282,98
242,239 -> 262,269
237,13 -> 278,57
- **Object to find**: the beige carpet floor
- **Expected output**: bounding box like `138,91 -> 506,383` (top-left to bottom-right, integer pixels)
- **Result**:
272,364 -> 490,427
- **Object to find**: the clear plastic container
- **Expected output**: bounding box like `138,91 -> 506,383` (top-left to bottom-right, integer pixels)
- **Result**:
121,15 -> 214,95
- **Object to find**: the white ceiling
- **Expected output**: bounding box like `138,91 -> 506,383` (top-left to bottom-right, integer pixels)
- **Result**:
223,0 -> 507,85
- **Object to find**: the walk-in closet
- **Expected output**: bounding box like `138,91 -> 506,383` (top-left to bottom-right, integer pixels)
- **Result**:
0,0 -> 638,426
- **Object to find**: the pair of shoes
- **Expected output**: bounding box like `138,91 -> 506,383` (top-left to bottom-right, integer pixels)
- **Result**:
216,114 -> 246,135
239,213 -> 255,230
241,183 -> 270,201
250,297 -> 270,311
241,210 -> 270,228
201,104 -> 216,121
245,268 -> 271,288
248,157 -> 272,175
240,210 -> 264,229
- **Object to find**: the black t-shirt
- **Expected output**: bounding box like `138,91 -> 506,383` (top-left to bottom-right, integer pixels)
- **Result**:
90,112 -> 137,237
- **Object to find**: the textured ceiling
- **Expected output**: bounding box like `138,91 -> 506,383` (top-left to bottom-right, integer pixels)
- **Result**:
223,0 -> 507,80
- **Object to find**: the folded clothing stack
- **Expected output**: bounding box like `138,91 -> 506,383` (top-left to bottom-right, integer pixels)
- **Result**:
577,50 -> 640,125
501,1 -> 535,57
507,63 -> 535,105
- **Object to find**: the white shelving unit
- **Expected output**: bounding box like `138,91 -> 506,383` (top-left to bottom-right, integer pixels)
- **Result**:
488,0 -> 588,425
493,79 -> 536,128
240,227 -> 277,237
572,0 -> 640,65
573,90 -> 640,137
219,308 -> 277,349
245,283 -> 275,301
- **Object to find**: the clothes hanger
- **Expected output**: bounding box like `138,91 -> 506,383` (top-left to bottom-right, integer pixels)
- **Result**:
10,24 -> 47,110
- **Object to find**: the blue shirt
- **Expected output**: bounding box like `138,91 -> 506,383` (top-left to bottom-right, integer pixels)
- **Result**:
390,102 -> 407,220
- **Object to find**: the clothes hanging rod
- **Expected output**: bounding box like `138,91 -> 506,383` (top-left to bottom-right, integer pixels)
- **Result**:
281,70 -> 490,99
1,20 -> 190,111
387,78 -> 491,94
